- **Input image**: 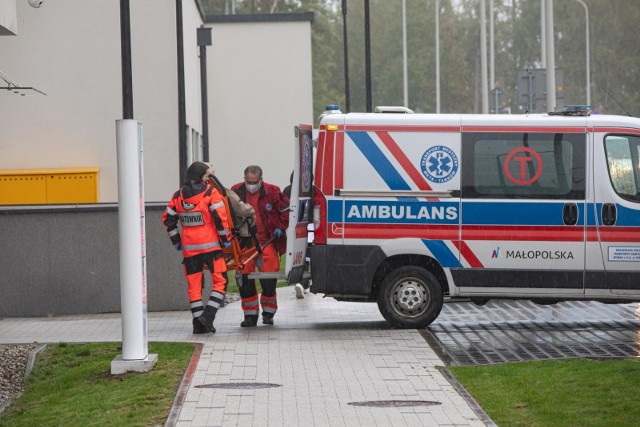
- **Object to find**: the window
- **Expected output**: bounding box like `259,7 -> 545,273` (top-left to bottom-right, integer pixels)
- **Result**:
605,135 -> 640,202
191,129 -> 201,163
462,132 -> 585,199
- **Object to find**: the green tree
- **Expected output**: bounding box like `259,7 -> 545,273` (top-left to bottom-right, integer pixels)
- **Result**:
202,0 -> 640,117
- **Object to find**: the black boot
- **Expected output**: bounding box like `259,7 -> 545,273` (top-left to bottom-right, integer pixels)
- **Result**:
192,317 -> 208,334
197,305 -> 218,333
262,312 -> 274,325
240,315 -> 258,327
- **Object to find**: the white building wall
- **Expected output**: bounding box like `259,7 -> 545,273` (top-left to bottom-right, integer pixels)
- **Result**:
206,18 -> 313,190
0,0 -> 203,203
129,1 -> 184,202
0,0 -> 17,35
1,5 -> 312,202
183,0 -> 203,164
0,1 -> 121,201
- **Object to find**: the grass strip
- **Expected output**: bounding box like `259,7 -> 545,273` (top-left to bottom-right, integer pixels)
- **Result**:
449,358 -> 640,427
0,342 -> 194,427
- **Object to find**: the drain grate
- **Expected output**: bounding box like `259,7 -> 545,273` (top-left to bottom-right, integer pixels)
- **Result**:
195,382 -> 281,389
348,400 -> 441,408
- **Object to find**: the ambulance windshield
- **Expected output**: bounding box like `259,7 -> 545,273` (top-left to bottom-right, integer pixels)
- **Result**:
605,135 -> 640,202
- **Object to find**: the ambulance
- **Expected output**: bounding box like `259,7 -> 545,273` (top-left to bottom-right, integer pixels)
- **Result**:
285,106 -> 640,329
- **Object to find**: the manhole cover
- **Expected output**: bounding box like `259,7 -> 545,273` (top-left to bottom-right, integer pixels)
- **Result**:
195,382 -> 281,389
348,400 -> 441,408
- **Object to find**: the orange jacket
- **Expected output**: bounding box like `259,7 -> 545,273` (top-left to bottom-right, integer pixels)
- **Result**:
162,182 -> 231,258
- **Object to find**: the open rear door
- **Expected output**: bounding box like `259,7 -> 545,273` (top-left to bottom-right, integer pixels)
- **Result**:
285,124 -> 314,284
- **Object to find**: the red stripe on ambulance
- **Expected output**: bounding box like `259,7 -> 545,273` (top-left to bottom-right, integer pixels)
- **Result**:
376,131 -> 439,201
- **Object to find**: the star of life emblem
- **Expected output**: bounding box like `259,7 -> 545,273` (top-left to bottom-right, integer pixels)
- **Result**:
420,145 -> 459,184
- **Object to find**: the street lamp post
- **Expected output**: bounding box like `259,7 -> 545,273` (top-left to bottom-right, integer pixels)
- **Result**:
342,0 -> 350,112
402,0 -> 408,108
480,0 -> 488,113
545,0 -> 556,111
489,0 -> 494,91
573,0 -> 590,106
112,0 -> 157,375
435,0 -> 440,113
364,0 -> 372,112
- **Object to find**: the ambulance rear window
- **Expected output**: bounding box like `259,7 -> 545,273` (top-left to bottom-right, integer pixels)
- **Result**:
462,132 -> 586,199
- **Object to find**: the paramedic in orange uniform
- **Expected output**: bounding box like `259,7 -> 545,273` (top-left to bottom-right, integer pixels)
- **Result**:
231,165 -> 289,327
162,162 -> 232,334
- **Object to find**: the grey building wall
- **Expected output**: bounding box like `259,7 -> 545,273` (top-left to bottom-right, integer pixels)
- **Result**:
0,204 -> 191,317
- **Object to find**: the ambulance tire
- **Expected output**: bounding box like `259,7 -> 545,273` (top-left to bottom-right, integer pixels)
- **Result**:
377,266 -> 443,329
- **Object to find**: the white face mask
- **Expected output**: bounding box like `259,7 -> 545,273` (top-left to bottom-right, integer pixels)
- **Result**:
246,182 -> 261,194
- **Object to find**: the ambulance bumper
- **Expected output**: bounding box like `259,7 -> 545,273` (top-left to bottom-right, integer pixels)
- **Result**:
310,245 -> 386,299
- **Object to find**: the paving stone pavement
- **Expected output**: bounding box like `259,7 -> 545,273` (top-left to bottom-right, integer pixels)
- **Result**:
0,286 -> 488,427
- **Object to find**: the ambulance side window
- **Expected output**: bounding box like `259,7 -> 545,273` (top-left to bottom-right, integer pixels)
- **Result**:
604,135 -> 640,202
461,132 -> 585,199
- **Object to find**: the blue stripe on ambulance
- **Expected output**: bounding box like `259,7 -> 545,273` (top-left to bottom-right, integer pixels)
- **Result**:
347,131 -> 418,201
595,203 -> 640,226
462,201 -> 586,226
327,199 -> 458,224
422,240 -> 461,268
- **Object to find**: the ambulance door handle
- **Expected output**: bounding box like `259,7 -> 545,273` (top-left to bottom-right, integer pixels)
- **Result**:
602,203 -> 617,226
562,202 -> 578,226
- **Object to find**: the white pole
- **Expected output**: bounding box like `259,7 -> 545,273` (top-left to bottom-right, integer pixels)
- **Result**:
116,119 -> 148,361
480,0 -> 488,113
545,0 -> 556,111
435,0 -> 440,113
489,0 -> 495,90
541,0 -> 546,68
573,0 -> 590,106
402,0 -> 408,108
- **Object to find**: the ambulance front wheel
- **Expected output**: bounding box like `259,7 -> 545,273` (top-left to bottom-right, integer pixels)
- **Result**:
377,266 -> 443,329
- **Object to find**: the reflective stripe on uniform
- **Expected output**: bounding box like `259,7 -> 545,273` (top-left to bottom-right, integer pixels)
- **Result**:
210,291 -> 225,301
260,294 -> 278,314
206,291 -> 225,309
182,241 -> 221,251
166,206 -> 177,216
210,202 -> 225,211
241,295 -> 259,315
169,229 -> 179,236
217,228 -> 230,236
190,300 -> 204,317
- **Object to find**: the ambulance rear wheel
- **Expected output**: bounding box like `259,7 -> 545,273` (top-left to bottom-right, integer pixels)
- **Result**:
377,266 -> 443,329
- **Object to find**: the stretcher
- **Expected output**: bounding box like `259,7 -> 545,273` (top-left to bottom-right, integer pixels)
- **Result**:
207,175 -> 275,286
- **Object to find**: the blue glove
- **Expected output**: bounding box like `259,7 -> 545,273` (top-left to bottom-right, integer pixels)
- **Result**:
274,228 -> 284,239
223,241 -> 232,248
174,242 -> 182,251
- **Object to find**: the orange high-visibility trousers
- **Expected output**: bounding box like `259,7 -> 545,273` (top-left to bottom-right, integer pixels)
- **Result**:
239,244 -> 279,316
183,251 -> 228,317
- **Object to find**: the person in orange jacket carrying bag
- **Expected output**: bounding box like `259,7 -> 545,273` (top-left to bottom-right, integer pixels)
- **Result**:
162,162 -> 232,334
231,165 -> 289,327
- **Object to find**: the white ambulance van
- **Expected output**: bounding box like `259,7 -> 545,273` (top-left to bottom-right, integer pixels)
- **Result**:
290,106 -> 640,329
